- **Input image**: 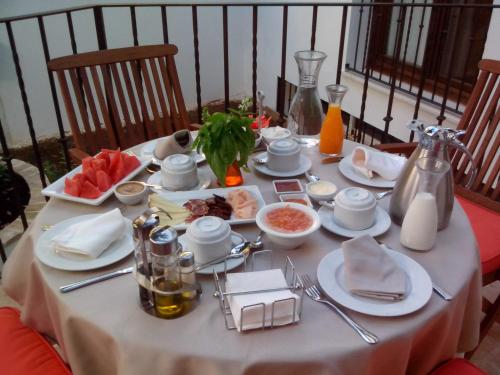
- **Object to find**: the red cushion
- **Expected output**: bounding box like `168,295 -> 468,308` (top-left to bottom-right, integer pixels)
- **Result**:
431,358 -> 488,375
0,307 -> 72,375
457,195 -> 500,275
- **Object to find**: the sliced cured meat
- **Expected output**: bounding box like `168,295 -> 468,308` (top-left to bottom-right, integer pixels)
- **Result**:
227,189 -> 257,219
191,203 -> 209,216
80,180 -> 101,199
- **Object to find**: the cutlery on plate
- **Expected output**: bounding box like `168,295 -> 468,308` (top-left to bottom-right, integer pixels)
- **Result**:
252,155 -> 268,165
194,241 -> 250,272
374,240 -> 453,301
59,266 -> 134,293
375,190 -> 392,200
301,275 -> 378,344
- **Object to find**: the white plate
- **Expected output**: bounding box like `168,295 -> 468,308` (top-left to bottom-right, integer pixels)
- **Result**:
41,156 -> 150,206
252,152 -> 312,177
147,169 -> 211,191
35,214 -> 134,271
153,185 -> 266,230
141,139 -> 206,165
178,232 -> 246,275
338,157 -> 396,188
318,206 -> 391,238
317,248 -> 432,316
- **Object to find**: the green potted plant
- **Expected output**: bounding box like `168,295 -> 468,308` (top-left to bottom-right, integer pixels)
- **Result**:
192,99 -> 255,187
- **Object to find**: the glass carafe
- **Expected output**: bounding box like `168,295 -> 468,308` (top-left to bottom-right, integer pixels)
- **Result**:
319,84 -> 348,155
400,157 -> 450,251
286,50 -> 327,147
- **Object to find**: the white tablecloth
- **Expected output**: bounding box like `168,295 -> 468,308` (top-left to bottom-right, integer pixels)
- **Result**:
3,140 -> 481,375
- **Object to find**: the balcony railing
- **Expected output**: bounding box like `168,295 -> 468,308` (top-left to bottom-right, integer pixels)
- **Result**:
0,2 -> 498,260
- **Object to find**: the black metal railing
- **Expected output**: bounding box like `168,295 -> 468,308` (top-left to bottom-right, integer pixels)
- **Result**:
0,2 -> 497,261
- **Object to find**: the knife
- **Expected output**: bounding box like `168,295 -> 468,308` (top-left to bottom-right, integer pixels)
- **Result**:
59,266 -> 134,293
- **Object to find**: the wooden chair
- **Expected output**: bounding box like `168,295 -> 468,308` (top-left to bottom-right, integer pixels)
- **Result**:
377,59 -> 500,358
48,44 -> 193,162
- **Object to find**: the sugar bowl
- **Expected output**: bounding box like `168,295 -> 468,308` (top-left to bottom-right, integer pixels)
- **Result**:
161,154 -> 198,191
266,139 -> 301,172
333,187 -> 376,231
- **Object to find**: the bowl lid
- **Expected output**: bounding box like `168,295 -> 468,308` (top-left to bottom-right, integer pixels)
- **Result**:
335,187 -> 375,209
268,139 -> 300,155
162,154 -> 195,173
186,216 -> 231,242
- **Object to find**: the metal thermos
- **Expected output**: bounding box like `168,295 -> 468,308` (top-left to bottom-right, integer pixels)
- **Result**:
389,120 -> 477,230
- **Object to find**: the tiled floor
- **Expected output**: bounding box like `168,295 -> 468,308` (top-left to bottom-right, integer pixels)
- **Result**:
0,278 -> 498,374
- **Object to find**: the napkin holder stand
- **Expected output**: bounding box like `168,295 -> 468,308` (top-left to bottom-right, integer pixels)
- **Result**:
213,250 -> 304,331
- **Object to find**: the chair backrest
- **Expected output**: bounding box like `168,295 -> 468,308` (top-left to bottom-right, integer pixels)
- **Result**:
48,44 -> 190,155
452,59 -> 499,209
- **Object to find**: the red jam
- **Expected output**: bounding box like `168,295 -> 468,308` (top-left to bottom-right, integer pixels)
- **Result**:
273,180 -> 302,193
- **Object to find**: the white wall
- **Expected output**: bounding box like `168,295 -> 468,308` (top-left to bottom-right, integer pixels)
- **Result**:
0,0 -> 498,147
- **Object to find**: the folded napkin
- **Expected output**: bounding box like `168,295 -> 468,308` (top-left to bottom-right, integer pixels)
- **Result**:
226,269 -> 300,332
342,234 -> 407,300
153,129 -> 193,160
351,147 -> 406,180
51,208 -> 128,259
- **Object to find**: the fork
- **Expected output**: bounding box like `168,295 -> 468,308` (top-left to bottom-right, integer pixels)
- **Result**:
375,190 -> 392,200
301,275 -> 378,344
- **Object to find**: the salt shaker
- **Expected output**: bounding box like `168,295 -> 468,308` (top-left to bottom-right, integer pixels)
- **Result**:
179,251 -> 198,300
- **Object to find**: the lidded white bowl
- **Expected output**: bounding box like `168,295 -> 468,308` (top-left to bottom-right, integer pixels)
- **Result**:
333,187 -> 377,230
161,153 -> 198,190
267,139 -> 301,172
185,216 -> 232,263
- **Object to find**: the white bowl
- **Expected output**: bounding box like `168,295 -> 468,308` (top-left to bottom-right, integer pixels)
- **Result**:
185,216 -> 232,264
305,180 -> 338,202
161,154 -> 198,191
114,181 -> 148,205
333,187 -> 376,230
261,126 -> 291,144
267,139 -> 301,172
256,202 -> 321,249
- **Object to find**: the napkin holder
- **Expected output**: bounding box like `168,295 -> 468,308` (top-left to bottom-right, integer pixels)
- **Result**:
213,250 -> 304,331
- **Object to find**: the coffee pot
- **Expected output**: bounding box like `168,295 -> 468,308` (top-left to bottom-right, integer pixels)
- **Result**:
389,120 -> 476,230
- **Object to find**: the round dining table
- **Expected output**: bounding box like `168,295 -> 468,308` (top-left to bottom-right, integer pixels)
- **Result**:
2,140 -> 481,375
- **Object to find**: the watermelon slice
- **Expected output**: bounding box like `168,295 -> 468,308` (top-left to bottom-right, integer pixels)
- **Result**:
96,170 -> 113,192
72,173 -> 86,186
82,157 -> 94,174
123,153 -> 140,175
91,158 -> 107,173
109,152 -> 126,183
80,180 -> 101,199
64,177 -> 81,197
96,153 -> 110,171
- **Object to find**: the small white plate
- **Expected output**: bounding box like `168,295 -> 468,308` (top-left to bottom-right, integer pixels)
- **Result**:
141,139 -> 206,165
318,205 -> 391,238
41,156 -> 150,206
147,169 -> 212,191
35,214 -> 134,271
317,248 -> 432,316
178,232 -> 246,274
338,157 -> 396,188
252,152 -> 312,177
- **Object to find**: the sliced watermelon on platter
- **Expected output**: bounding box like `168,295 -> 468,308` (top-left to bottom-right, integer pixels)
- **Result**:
96,170 -> 113,192
80,180 -> 102,199
109,152 -> 126,183
123,153 -> 141,174
64,177 -> 81,197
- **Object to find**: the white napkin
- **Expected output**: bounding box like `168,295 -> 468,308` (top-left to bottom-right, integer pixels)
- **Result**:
351,146 -> 406,180
342,234 -> 407,300
226,269 -> 300,332
51,208 -> 128,259
153,129 -> 193,160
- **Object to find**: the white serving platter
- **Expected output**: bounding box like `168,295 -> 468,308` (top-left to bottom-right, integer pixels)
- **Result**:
153,185 -> 266,230
41,156 -> 150,206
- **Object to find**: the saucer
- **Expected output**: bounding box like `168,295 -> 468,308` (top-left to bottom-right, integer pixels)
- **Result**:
147,169 -> 211,191
252,152 -> 312,177
318,205 -> 391,238
177,232 -> 247,275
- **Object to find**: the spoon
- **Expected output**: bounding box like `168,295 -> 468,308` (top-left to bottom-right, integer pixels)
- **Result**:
252,155 -> 268,165
305,170 -> 320,183
194,241 -> 250,272
146,163 -> 161,174
249,230 -> 264,250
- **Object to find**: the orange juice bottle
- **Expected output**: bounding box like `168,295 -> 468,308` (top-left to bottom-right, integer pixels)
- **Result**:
319,85 -> 348,155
